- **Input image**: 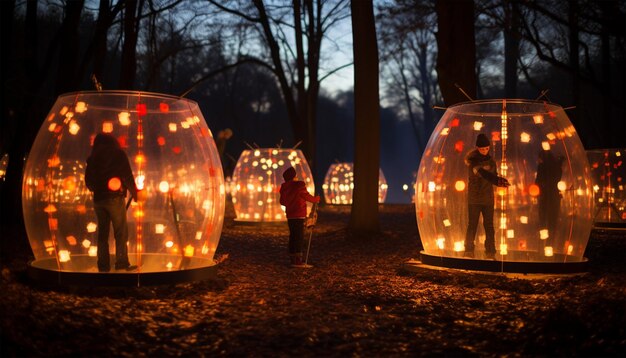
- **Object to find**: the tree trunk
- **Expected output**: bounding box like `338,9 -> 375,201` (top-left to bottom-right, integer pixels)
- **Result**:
55,0 -> 85,95
434,0 -> 477,106
568,0 -> 580,138
504,0 -> 520,98
349,0 -> 380,233
120,0 -> 140,89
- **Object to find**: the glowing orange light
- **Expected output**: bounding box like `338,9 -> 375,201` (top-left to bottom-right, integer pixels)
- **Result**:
160,102 -> 169,112
135,154 -> 145,164
108,177 -> 122,191
76,205 -> 86,214
159,181 -> 170,193
62,176 -> 77,191
102,121 -> 113,133
528,184 -> 540,197
47,155 -> 61,168
491,131 -> 500,142
44,204 -> 57,213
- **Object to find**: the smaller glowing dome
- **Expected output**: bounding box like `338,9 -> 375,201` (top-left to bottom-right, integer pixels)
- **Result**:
231,148 -> 315,222
587,148 -> 626,228
323,162 -> 387,204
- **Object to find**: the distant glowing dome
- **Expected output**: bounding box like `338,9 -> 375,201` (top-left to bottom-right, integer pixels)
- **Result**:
22,91 -> 225,285
322,162 -> 387,204
414,100 -> 592,272
587,148 -> 626,228
231,148 -> 315,222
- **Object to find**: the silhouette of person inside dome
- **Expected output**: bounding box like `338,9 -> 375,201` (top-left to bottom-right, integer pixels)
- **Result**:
464,133 -> 510,259
535,150 -> 564,246
279,167 -> 320,267
85,133 -> 138,272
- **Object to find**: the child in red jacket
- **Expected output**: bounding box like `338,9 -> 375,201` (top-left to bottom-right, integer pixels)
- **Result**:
279,167 -> 320,266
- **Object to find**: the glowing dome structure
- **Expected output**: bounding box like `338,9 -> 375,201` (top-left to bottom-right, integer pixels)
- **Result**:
322,163 -> 387,204
231,148 -> 314,222
23,91 -> 225,285
413,100 -> 592,273
587,149 -> 626,229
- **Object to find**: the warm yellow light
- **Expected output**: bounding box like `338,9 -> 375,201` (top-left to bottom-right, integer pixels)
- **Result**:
428,181 -> 436,192
184,245 -> 195,257
520,132 -> 531,143
168,123 -> 177,132
454,180 -> 465,191
540,229 -> 549,240
557,181 -> 567,191
75,101 -> 87,113
500,244 -> 508,255
473,121 -> 483,131
440,128 -> 450,136
87,222 -> 97,232
533,114 -> 544,124
88,246 -> 98,257
541,141 -> 551,151
165,240 -> 174,248
155,224 -> 165,234
520,216 -> 528,224
436,237 -> 445,249
58,250 -> 71,262
44,204 -> 57,213
195,231 -> 203,241
453,241 -> 464,252
118,112 -> 131,125
616,151 -> 621,157
48,123 -> 57,132
506,229 -> 514,239
544,246 -> 554,257
159,181 -> 170,193
402,184 -> 409,191
567,245 -> 574,255
68,120 -> 80,135
166,262 -> 173,270
254,150 -> 261,157
82,239 -> 91,248
135,154 -> 145,164
546,133 -> 556,140
135,175 -> 145,190
443,219 -> 451,227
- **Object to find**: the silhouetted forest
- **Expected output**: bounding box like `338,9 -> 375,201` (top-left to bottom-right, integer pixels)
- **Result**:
0,0 -> 624,217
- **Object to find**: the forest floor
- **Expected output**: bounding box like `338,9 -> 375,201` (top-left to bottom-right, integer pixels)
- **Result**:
1,204 -> 625,357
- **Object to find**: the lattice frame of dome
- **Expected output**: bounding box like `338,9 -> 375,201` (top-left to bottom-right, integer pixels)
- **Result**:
22,91 -> 225,286
230,148 -> 315,223
414,99 -> 593,274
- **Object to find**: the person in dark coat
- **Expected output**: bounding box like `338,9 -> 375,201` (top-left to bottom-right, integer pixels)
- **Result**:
464,133 -> 510,259
279,167 -> 320,266
85,133 -> 138,272
535,150 -> 564,246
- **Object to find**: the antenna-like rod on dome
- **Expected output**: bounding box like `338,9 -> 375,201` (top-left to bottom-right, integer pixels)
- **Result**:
536,89 -> 550,101
253,142 -> 260,148
293,140 -> 302,149
433,105 -> 447,110
277,139 -> 283,148
454,83 -> 474,101
244,141 -> 255,150
91,74 -> 103,91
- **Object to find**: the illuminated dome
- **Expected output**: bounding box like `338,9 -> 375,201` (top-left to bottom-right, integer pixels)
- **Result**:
322,162 -> 387,204
413,100 -> 592,273
22,91 -> 225,285
231,148 -> 314,222
587,149 -> 626,229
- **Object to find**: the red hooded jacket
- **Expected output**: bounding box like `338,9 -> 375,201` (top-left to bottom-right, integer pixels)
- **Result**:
279,180 -> 319,218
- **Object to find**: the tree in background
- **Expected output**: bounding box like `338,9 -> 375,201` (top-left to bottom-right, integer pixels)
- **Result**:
350,0 -> 380,233
205,0 -> 351,170
377,0 -> 441,155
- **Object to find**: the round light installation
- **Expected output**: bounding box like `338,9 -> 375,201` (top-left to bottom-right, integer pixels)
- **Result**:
587,148 -> 626,229
231,148 -> 314,222
22,91 -> 225,285
322,162 -> 387,204
413,100 -> 592,273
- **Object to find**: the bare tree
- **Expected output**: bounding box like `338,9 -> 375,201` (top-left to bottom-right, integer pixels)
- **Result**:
205,0 -> 351,168
377,0 -> 440,154
350,0 -> 380,233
